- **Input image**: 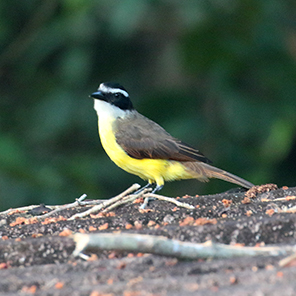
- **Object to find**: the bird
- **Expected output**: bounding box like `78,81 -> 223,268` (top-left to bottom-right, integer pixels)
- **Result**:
91,82 -> 254,195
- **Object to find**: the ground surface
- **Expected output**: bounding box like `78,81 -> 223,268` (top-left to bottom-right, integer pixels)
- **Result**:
1,185 -> 296,295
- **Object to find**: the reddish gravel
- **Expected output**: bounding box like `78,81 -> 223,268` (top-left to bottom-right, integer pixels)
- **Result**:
1,185 -> 296,295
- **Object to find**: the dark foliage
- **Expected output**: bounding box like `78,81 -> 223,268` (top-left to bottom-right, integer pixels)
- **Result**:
1,0 -> 296,209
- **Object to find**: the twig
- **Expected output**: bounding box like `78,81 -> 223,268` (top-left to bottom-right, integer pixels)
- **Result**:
142,193 -> 195,209
0,194 -> 106,217
0,184 -> 196,221
279,252 -> 296,267
261,196 -> 296,203
68,187 -> 195,219
34,194 -> 88,221
278,205 -> 296,214
273,196 -> 296,202
68,184 -> 141,220
76,199 -> 105,206
0,205 -> 52,216
72,233 -> 293,260
101,189 -> 151,213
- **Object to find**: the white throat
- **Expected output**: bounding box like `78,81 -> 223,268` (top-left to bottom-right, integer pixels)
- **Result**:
93,99 -> 127,122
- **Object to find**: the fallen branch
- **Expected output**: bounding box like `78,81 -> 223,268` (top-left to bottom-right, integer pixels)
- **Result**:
72,233 -> 292,260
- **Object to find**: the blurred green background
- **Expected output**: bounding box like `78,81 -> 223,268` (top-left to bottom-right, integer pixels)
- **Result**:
1,0 -> 296,210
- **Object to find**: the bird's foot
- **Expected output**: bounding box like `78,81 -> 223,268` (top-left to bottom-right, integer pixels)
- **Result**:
134,182 -> 152,195
140,185 -> 163,209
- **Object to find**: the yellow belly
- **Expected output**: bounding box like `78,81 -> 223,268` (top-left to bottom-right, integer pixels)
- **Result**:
98,119 -> 194,186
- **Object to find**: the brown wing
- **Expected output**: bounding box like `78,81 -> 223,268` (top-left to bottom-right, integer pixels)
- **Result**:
115,112 -> 211,164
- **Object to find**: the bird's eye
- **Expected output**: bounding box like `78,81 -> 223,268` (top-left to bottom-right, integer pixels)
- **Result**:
114,93 -> 120,97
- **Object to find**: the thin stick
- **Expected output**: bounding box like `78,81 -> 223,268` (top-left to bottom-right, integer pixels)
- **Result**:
273,196 -> 296,202
0,185 -> 194,221
279,252 -> 296,267
261,196 -> 296,203
279,206 -> 296,214
102,189 -> 150,213
143,193 -> 195,209
73,233 -> 293,260
34,194 -> 88,221
68,184 -> 141,220
0,205 -> 53,216
0,194 -> 94,217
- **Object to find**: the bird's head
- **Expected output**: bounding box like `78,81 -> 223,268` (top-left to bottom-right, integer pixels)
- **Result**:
91,82 -> 134,111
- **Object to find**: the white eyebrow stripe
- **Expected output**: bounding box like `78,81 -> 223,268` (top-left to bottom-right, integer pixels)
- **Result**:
98,84 -> 129,97
109,88 -> 129,97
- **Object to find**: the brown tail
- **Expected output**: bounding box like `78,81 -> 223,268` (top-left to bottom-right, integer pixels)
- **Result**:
183,162 -> 254,189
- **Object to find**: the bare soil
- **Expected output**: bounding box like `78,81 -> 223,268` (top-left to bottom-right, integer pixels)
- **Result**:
1,185 -> 296,295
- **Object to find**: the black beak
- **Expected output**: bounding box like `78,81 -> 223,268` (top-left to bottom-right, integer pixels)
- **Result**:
90,91 -> 105,100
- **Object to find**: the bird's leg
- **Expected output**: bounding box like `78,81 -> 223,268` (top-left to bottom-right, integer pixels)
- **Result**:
140,184 -> 163,209
151,185 -> 163,194
134,182 -> 152,195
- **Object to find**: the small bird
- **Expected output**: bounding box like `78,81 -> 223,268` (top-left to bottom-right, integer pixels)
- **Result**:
91,82 -> 254,194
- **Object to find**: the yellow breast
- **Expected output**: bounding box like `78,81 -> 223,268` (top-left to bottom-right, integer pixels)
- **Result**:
98,117 -> 195,186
